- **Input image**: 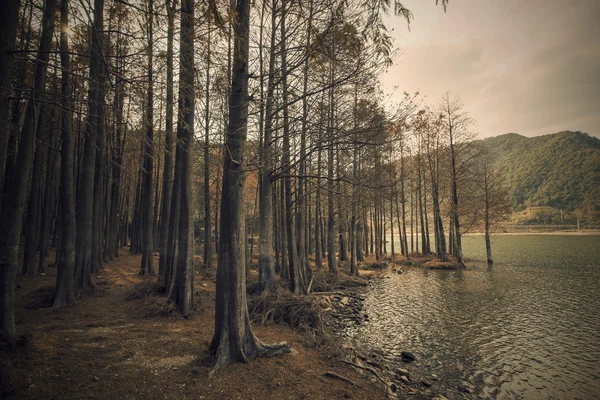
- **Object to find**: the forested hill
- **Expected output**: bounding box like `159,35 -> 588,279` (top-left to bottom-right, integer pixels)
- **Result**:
480,131 -> 600,218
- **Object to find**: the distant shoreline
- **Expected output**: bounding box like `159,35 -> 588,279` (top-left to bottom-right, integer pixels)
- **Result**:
464,230 -> 600,236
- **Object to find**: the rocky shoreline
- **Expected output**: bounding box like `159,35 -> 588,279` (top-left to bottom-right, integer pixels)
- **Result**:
323,266 -> 473,400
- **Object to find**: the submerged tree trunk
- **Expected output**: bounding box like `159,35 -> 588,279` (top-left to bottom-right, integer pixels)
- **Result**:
484,161 -> 493,264
210,0 -> 289,373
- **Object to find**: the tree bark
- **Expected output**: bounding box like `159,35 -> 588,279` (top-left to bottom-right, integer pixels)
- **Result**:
140,0 -> 155,275
54,0 -> 76,307
39,138 -> 57,273
159,0 -> 175,277
0,0 -> 21,218
22,138 -> 44,276
76,0 -> 104,288
257,0 -> 277,293
210,0 -> 290,373
0,0 -> 57,342
280,0 -> 305,294
202,22 -> 212,271
327,66 -> 337,274
168,0 -> 194,314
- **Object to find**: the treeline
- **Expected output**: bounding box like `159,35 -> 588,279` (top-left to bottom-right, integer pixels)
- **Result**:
480,131 -> 600,224
0,0 -> 509,369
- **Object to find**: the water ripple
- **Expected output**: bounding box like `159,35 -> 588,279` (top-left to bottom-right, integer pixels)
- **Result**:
347,235 -> 600,399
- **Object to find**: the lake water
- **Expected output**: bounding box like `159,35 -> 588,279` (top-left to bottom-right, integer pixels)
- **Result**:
347,235 -> 600,399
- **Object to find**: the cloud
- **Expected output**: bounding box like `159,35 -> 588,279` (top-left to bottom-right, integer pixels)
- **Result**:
383,0 -> 600,138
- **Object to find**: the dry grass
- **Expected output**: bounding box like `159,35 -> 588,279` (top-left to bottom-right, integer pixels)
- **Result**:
248,291 -> 323,333
124,280 -> 165,300
424,260 -> 464,270
362,261 -> 389,270
311,269 -> 369,292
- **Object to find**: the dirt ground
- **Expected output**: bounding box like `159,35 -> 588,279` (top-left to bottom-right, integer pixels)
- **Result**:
5,249 -> 385,400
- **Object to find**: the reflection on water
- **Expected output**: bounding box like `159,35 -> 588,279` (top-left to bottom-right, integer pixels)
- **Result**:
347,235 -> 600,399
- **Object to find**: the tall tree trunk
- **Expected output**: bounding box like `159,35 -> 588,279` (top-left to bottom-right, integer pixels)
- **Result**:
326,66 -> 336,274
39,139 -> 57,273
22,138 -> 44,275
389,189 -> 395,260
0,0 -> 21,218
107,30 -> 125,261
159,0 -> 175,277
273,179 -> 280,274
418,159 -> 426,255
76,0 -> 104,288
350,147 -> 358,274
337,147 -> 347,262
140,0 -> 155,275
450,143 -> 462,263
0,0 -> 57,342
279,170 -> 288,280
423,170 -> 431,254
168,0 -> 194,314
54,0 -> 76,307
296,0 -> 313,282
165,145 -> 181,292
280,0 -> 305,294
257,0 -> 277,293
210,0 -> 289,372
484,161 -> 493,264
315,141 -> 323,269
92,47 -> 106,273
203,17 -> 212,269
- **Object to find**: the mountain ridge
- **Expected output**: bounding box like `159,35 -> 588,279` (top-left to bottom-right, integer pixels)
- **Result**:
479,130 -> 600,222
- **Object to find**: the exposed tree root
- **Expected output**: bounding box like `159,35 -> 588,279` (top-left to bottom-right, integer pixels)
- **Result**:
323,371 -> 359,386
209,330 -> 291,378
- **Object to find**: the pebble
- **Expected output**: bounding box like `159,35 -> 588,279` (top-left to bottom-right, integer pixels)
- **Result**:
401,351 -> 416,362
458,381 -> 474,394
396,368 -> 409,377
400,375 -> 410,384
421,379 -> 432,387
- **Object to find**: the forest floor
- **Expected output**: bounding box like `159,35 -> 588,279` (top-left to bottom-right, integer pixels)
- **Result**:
5,248 -> 391,400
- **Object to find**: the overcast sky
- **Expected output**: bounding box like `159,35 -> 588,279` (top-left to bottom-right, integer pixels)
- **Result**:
382,0 -> 600,139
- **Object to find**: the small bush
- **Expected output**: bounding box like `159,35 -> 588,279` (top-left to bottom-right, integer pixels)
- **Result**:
24,287 -> 54,309
125,281 -> 164,301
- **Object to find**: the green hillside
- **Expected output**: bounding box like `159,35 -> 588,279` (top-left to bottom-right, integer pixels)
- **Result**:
480,131 -> 600,223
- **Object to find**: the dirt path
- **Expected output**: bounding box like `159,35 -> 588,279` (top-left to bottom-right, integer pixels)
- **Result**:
7,249 -> 384,399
